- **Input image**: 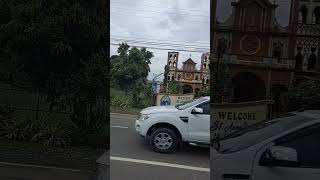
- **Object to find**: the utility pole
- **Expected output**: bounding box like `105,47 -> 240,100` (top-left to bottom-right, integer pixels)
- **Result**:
152,73 -> 163,105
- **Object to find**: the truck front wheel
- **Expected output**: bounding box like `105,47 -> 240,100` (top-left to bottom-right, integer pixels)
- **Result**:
149,128 -> 179,153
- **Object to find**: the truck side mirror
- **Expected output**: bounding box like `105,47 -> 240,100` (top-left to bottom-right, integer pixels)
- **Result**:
260,146 -> 299,167
192,108 -> 203,114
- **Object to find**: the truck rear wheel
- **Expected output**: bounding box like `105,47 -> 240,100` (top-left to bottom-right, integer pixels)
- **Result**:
149,128 -> 179,153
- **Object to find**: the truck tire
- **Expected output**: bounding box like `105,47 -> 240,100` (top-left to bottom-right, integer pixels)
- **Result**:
149,128 -> 179,153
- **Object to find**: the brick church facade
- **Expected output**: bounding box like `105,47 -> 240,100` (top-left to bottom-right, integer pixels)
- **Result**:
161,52 -> 210,95
213,0 -> 320,114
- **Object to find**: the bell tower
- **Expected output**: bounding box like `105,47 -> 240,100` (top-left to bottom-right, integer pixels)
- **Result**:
290,0 -> 320,71
167,52 -> 179,69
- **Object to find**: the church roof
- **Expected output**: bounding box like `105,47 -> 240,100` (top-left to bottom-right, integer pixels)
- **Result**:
183,58 -> 197,65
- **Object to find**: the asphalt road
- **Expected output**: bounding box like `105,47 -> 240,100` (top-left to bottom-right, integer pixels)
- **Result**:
110,113 -> 210,180
0,164 -> 94,180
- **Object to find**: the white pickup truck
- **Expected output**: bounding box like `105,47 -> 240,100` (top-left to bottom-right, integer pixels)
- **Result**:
135,96 -> 210,153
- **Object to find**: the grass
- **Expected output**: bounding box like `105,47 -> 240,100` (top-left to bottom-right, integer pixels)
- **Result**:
110,106 -> 142,115
0,140 -> 105,172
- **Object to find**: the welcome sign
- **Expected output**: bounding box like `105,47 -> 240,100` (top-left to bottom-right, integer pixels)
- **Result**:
211,100 -> 273,141
156,93 -> 195,106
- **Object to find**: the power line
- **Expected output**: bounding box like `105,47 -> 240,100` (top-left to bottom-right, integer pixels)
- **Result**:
111,35 -> 209,44
111,39 -> 209,50
111,38 -> 210,48
110,43 -> 209,52
110,43 -> 209,53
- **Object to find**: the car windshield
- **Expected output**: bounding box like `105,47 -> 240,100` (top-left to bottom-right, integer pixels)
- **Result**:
175,97 -> 208,110
214,114 -> 313,154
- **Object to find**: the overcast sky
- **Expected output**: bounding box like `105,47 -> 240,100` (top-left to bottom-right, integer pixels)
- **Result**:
110,0 -> 210,81
110,0 -> 291,81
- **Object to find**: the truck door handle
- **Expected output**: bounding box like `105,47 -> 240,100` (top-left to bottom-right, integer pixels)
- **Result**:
180,117 -> 188,123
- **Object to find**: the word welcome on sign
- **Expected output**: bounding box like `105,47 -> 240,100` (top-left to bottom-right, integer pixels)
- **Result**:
218,111 -> 256,121
211,100 -> 274,141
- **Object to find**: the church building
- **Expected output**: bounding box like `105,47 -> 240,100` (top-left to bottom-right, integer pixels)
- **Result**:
161,52 -> 210,95
213,0 -> 320,114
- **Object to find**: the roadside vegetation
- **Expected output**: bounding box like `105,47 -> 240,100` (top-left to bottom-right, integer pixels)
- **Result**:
0,0 -> 108,170
288,76 -> 320,111
110,43 -> 154,113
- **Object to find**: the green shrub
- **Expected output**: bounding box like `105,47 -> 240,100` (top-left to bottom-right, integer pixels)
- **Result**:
0,108 -> 36,142
0,108 -> 74,147
288,78 -> 320,111
111,88 -> 134,108
31,113 -> 74,147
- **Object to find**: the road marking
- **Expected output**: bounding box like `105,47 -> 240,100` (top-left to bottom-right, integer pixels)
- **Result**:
111,113 -> 138,117
0,161 -> 93,173
110,156 -> 210,172
111,125 -> 129,129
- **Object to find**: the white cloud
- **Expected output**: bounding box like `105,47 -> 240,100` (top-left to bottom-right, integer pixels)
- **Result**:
110,0 -> 210,80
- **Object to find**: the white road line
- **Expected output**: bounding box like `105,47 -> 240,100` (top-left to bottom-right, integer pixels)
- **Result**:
110,156 -> 210,172
111,125 -> 129,129
110,113 -> 138,117
0,161 -> 92,173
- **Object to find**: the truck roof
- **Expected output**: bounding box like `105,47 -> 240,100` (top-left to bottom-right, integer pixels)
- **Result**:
293,110 -> 320,120
202,96 -> 210,100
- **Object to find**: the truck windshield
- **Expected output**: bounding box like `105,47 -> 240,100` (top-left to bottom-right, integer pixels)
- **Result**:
175,97 -> 208,110
214,114 -> 313,154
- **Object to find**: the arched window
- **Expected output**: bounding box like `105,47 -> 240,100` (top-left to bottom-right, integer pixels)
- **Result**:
178,74 -> 181,80
313,7 -> 320,24
203,64 -> 207,69
273,46 -> 282,58
299,6 -> 308,24
167,75 -> 171,81
173,62 -> 176,67
308,54 -> 317,70
295,52 -> 303,70
206,79 -> 209,84
195,75 -> 199,80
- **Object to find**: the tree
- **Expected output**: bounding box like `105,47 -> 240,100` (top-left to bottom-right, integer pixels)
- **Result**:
0,0 -> 109,148
198,86 -> 210,97
0,0 -> 108,96
288,77 -> 320,111
167,80 -> 182,94
111,43 -> 153,92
